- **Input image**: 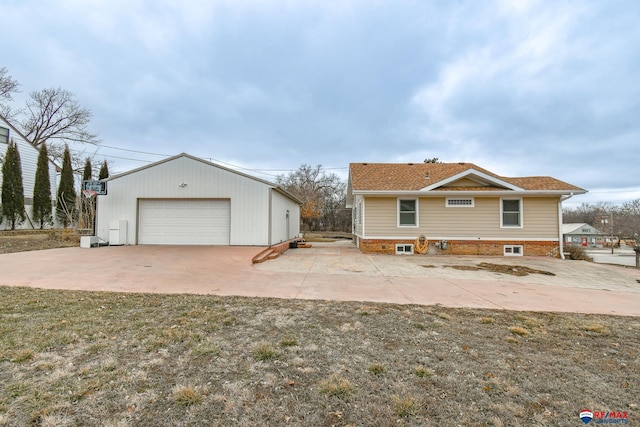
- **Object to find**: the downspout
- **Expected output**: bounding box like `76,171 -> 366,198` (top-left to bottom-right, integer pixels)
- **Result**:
268,188 -> 273,247
558,193 -> 574,259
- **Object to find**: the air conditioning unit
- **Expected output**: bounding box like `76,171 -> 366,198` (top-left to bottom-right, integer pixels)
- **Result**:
80,236 -> 99,248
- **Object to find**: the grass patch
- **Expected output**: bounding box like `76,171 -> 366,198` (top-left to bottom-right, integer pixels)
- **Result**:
253,343 -> 278,361
582,323 -> 609,334
367,363 -> 385,375
172,385 -> 206,406
0,286 -> 638,426
11,348 -> 34,363
319,376 -> 356,399
414,366 -> 433,378
509,326 -> 530,336
279,337 -> 298,347
391,395 -> 420,417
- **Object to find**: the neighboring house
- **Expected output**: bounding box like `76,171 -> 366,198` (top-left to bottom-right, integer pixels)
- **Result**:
0,115 -> 59,230
562,223 -> 604,248
347,162 -> 586,257
95,153 -> 301,246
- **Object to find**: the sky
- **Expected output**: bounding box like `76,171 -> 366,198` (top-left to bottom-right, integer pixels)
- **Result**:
2,0 -> 639,208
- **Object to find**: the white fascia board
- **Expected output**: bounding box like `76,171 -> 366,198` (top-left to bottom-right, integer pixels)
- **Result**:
352,190 -> 585,197
363,236 -> 559,241
420,169 -> 524,191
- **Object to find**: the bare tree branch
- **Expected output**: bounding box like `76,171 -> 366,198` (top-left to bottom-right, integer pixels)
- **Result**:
0,67 -> 19,103
19,88 -> 100,162
0,68 -> 20,121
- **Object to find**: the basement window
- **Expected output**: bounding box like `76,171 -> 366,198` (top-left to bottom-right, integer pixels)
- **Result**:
446,198 -> 474,207
504,245 -> 523,256
396,244 -> 414,255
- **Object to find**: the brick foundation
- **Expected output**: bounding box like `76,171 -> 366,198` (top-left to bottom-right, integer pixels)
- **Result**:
357,237 -> 560,258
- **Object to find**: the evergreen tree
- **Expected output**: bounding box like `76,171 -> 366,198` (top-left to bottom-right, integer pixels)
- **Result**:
33,142 -> 53,229
98,160 -> 109,179
83,157 -> 92,181
56,146 -> 76,228
1,140 -> 26,229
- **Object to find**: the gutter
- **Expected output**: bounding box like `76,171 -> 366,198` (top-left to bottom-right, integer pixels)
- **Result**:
351,190 -> 587,197
558,193 -> 574,260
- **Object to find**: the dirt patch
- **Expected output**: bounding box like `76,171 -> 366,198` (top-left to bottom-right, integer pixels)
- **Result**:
447,262 -> 556,276
0,230 -> 80,254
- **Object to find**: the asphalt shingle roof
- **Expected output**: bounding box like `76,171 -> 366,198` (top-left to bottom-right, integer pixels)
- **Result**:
349,162 -> 585,193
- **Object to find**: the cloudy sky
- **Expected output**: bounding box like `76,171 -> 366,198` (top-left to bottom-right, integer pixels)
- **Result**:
2,0 -> 639,207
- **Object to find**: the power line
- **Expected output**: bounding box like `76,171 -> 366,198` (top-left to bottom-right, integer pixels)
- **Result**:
94,143 -> 349,174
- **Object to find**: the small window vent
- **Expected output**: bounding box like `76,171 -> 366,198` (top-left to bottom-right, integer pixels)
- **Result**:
446,198 -> 474,207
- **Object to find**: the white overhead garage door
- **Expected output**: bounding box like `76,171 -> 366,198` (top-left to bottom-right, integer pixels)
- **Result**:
138,199 -> 230,245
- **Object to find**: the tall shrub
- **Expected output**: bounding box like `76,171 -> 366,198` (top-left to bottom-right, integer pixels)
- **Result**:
98,160 -> 109,179
82,157 -> 92,181
56,146 -> 76,228
1,140 -> 26,229
33,142 -> 53,228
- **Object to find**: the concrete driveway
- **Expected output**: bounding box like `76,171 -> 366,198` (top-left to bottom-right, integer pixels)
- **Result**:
1,241 -> 639,316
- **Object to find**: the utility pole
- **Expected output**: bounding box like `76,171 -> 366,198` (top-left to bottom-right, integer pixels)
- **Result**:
610,212 -> 614,255
602,213 -> 615,254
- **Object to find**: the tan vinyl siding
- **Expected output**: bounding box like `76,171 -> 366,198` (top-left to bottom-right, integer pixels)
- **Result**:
364,197 -> 417,237
363,196 -> 559,239
517,197 -> 559,238
443,177 -> 482,187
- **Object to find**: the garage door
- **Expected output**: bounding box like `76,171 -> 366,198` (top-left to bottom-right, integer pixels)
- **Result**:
138,199 -> 230,245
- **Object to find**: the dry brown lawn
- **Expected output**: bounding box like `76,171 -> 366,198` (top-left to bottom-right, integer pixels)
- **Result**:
0,231 -> 80,254
1,286 -> 638,426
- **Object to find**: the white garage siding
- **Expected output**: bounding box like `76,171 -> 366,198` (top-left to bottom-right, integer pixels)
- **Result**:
95,154 -> 301,246
270,189 -> 301,245
138,199 -> 230,245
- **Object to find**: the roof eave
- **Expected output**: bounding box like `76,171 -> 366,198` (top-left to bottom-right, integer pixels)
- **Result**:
420,168 -> 524,191
351,189 -> 587,197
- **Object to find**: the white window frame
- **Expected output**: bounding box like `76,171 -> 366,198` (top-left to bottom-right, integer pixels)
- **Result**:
397,198 -> 418,227
446,197 -> 474,207
0,126 -> 8,145
500,198 -> 523,228
396,244 -> 414,255
504,245 -> 523,256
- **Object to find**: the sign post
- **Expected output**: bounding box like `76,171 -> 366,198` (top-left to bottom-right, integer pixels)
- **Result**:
82,180 -> 107,195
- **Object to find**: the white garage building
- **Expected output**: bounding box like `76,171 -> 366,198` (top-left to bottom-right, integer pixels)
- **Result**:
95,153 -> 301,246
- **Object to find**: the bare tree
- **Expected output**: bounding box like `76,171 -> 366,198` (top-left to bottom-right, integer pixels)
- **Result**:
20,87 -> 99,162
563,202 -> 616,227
276,164 -> 349,232
619,199 -> 640,239
0,67 -> 20,119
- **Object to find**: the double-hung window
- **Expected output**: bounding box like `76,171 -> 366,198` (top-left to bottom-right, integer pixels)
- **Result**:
398,199 -> 418,227
0,127 -> 8,145
501,199 -> 522,227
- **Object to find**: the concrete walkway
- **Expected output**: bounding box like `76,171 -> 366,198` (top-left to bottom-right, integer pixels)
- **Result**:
2,241 -> 640,316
